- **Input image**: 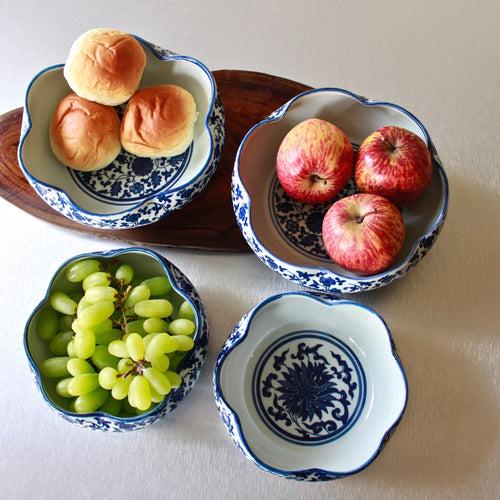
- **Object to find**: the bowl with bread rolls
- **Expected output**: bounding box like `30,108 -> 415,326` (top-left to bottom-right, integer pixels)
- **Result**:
18,28 -> 224,229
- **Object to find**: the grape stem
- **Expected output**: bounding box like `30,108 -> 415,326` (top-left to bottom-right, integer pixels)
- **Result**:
120,359 -> 150,379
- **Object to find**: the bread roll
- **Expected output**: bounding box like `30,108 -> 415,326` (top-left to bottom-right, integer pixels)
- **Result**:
49,93 -> 121,171
64,28 -> 146,106
120,85 -> 196,158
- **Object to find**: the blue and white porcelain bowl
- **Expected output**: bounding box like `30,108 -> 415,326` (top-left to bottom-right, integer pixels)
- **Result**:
232,88 -> 448,293
18,38 -> 224,229
24,247 -> 208,431
214,292 -> 407,481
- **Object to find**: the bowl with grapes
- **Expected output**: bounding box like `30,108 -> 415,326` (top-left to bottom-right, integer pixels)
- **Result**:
24,247 -> 208,431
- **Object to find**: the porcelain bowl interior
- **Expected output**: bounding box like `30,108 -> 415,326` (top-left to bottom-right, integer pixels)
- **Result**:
234,88 -> 448,292
24,247 -> 208,431
214,292 -> 407,479
19,39 -> 219,222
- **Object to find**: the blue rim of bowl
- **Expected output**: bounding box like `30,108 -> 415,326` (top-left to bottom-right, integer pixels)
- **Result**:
17,36 -> 217,218
233,87 -> 449,282
213,291 -> 409,479
24,247 -> 203,423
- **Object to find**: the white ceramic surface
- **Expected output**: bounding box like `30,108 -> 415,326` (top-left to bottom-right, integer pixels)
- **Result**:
214,293 -> 407,480
18,39 -> 224,228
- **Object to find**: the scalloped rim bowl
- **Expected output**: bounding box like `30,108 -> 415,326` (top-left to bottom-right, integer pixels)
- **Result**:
232,87 -> 448,293
18,37 -> 224,229
24,247 -> 208,432
213,292 -> 408,481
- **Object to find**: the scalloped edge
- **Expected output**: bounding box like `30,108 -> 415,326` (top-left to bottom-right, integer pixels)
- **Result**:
232,87 -> 449,293
213,291 -> 408,481
24,247 -> 208,431
18,37 -> 221,224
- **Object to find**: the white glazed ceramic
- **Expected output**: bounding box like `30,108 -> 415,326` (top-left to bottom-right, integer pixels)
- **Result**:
18,38 -> 224,229
214,292 -> 407,481
232,88 -> 448,293
24,247 -> 208,431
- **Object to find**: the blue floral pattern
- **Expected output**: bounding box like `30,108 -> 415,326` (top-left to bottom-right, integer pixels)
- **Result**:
253,331 -> 365,445
232,88 -> 449,294
19,42 -> 225,229
213,292 -> 408,482
270,177 -> 357,261
25,248 -> 208,432
69,146 -> 192,203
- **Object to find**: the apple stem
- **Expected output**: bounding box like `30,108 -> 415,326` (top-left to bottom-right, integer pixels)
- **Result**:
356,209 -> 378,223
311,174 -> 327,186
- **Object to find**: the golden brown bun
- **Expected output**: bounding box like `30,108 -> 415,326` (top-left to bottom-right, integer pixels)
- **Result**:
64,28 -> 146,106
49,93 -> 121,171
120,84 -> 197,158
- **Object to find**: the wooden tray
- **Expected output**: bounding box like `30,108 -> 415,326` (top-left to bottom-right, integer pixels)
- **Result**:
0,70 -> 310,252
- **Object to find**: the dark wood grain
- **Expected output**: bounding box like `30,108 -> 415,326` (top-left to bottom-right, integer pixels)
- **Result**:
0,70 -> 311,251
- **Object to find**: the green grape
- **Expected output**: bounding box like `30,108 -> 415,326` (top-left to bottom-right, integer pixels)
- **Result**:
168,352 -> 186,371
124,285 -> 150,314
143,318 -> 169,334
49,331 -> 74,356
66,259 -> 101,283
67,340 -> 76,357
68,373 -> 100,396
115,264 -> 134,284
67,358 -> 94,376
164,371 -> 182,388
40,357 -> 70,378
108,340 -> 129,359
73,388 -> 108,413
168,319 -> 196,337
98,367 -> 118,389
177,300 -> 195,322
128,375 -> 151,411
78,302 -> 115,328
151,354 -> 169,372
121,397 -> 136,415
126,333 -> 144,362
117,358 -> 134,373
145,333 -> 178,361
134,299 -> 173,319
92,319 -> 113,334
94,329 -> 121,346
85,286 -> 118,304
149,384 -> 164,403
143,367 -> 171,395
143,333 -> 158,349
57,314 -> 74,332
91,345 -> 120,370
141,276 -> 171,296
69,399 -> 76,412
49,292 -> 77,315
82,272 -> 111,292
125,319 -> 146,336
111,375 -> 132,400
171,335 -> 194,352
37,308 -> 58,342
77,296 -> 93,315
99,395 -> 122,416
74,328 -> 96,359
56,378 -> 73,398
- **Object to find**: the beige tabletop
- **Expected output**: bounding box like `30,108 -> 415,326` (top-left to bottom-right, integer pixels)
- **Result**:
0,1 -> 499,498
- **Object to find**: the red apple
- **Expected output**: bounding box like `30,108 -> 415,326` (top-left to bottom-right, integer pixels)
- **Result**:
276,118 -> 353,203
322,193 -> 405,274
355,126 -> 432,204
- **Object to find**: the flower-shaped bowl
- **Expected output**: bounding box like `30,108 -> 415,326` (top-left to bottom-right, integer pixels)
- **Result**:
214,292 -> 407,481
232,87 -> 448,293
18,37 -> 224,229
24,247 -> 208,431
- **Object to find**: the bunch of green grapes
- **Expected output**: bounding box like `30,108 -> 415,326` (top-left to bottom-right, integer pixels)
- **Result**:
37,259 -> 197,415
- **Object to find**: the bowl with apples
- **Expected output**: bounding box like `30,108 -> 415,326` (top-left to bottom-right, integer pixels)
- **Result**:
232,88 -> 449,293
